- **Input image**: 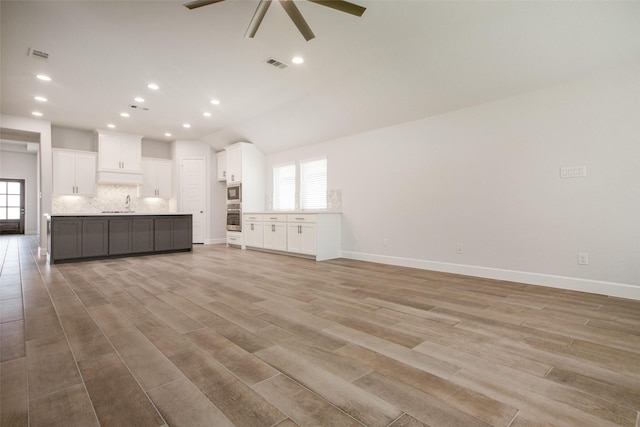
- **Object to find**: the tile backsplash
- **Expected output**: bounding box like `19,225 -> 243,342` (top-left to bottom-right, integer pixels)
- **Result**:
52,185 -> 170,213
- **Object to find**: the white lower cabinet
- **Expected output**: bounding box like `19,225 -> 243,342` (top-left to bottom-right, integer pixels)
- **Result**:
244,214 -> 264,248
263,214 -> 287,251
287,215 -> 317,256
227,231 -> 242,247
242,212 -> 340,260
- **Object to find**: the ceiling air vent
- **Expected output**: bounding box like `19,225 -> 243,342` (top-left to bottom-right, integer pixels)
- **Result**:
265,57 -> 288,69
129,104 -> 149,111
27,48 -> 49,60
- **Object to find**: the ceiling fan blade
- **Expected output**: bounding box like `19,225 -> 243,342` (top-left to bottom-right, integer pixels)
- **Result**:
183,0 -> 226,10
307,0 -> 365,17
278,0 -> 315,41
245,0 -> 273,38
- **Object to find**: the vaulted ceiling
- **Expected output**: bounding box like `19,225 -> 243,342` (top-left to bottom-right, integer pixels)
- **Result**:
2,1 -> 639,154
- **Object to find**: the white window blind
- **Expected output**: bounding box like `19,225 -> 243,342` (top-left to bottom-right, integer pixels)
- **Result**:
300,158 -> 327,210
273,164 -> 296,210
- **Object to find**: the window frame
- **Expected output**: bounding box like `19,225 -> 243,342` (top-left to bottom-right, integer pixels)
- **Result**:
271,156 -> 328,211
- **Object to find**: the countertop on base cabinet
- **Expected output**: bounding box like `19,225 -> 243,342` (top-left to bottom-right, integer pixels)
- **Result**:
242,212 -> 341,261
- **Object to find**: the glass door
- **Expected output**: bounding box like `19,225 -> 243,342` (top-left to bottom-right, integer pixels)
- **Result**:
0,179 -> 25,234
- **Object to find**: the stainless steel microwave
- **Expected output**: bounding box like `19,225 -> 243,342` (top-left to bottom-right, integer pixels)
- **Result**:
227,183 -> 241,202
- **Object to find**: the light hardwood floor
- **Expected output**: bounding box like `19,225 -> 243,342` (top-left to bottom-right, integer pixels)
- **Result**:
1,235 -> 639,427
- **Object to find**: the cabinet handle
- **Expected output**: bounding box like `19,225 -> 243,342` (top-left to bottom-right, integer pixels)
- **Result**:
298,225 -> 301,234
251,223 -> 254,231
295,217 -> 304,220
223,171 -> 226,177
272,224 -> 275,232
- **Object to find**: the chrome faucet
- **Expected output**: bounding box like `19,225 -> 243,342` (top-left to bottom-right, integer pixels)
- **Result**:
125,195 -> 131,212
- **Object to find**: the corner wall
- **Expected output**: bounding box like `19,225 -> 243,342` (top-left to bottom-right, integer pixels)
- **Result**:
266,64 -> 640,299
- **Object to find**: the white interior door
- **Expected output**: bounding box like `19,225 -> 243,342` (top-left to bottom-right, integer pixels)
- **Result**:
181,158 -> 205,244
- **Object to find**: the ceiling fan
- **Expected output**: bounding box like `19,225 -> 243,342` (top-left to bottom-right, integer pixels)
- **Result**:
183,0 -> 366,41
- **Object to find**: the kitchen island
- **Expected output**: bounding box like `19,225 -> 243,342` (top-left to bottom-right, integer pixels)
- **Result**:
46,213 -> 192,264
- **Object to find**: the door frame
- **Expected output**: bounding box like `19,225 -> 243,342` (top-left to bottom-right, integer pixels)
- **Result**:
180,157 -> 207,244
0,178 -> 26,234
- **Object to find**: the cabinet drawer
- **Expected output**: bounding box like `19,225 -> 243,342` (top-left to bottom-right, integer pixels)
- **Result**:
244,214 -> 264,222
227,234 -> 242,245
264,214 -> 287,222
287,214 -> 317,223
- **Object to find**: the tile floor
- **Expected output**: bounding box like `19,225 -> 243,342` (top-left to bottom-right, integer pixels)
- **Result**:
1,235 -> 639,426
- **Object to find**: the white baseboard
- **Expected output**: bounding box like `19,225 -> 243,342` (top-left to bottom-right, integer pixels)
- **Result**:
341,251 -> 640,301
205,238 -> 227,245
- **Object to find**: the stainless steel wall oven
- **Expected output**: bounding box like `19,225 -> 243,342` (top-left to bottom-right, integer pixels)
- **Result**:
226,202 -> 241,231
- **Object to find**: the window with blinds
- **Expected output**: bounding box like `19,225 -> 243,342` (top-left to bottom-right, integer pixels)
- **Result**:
273,163 -> 296,210
300,158 -> 327,210
273,158 -> 327,211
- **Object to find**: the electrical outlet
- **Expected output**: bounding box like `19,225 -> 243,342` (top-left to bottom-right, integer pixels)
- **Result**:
383,238 -> 389,247
578,252 -> 589,265
456,244 -> 463,254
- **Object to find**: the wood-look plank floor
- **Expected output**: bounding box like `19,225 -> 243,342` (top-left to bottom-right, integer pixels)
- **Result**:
1,235 -> 639,427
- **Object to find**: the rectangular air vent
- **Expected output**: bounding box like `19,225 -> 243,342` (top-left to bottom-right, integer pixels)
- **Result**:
129,104 -> 149,111
27,48 -> 49,59
265,57 -> 288,69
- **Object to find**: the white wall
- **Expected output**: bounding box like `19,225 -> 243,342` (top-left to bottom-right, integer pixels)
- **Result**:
52,126 -> 95,151
142,138 -> 171,159
266,64 -> 640,299
0,150 -> 38,234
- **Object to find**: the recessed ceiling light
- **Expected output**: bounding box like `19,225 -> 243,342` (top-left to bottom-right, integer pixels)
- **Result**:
164,132 -> 172,137
34,96 -> 47,102
147,83 -> 159,90
120,112 -> 130,117
182,123 -> 191,128
203,112 -> 212,117
107,124 -> 116,128
36,74 -> 51,81
292,56 -> 304,64
134,97 -> 145,103
210,99 -> 220,105
32,111 -> 43,117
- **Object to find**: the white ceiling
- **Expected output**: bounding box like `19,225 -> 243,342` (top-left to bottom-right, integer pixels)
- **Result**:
2,1 -> 640,154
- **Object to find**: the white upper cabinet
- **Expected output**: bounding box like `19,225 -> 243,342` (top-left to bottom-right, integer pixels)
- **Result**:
53,149 -> 97,196
216,150 -> 227,181
139,158 -> 172,198
225,144 -> 242,183
95,129 -> 143,184
223,142 -> 265,212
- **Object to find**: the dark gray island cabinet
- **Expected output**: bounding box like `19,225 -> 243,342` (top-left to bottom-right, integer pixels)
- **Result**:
47,214 -> 192,263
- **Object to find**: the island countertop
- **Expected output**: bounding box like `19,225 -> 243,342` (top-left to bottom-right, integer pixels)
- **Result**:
45,212 -> 191,218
